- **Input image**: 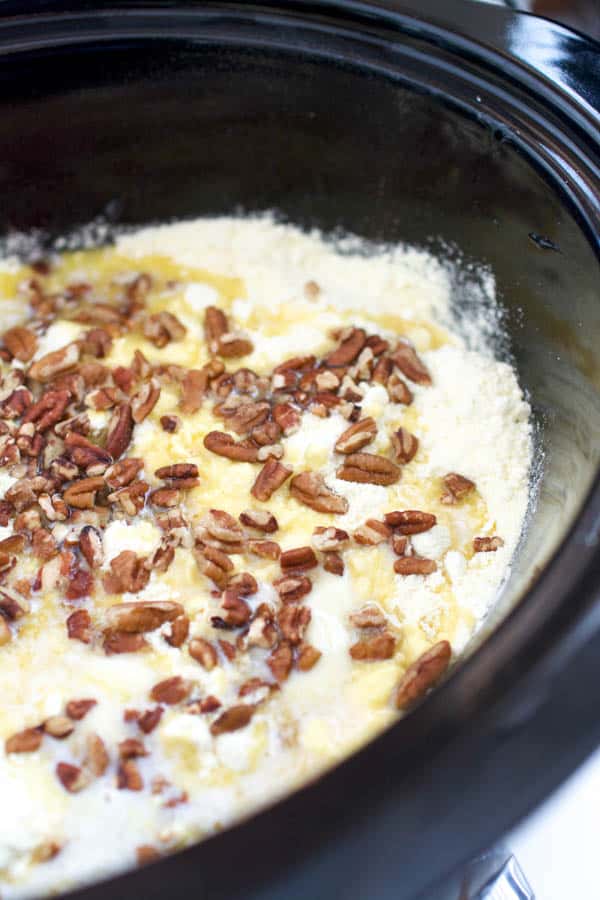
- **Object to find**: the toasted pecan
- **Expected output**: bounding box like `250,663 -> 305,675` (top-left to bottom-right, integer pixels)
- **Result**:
105,600 -> 183,634
350,631 -> 396,661
203,431 -> 259,463
391,343 -> 431,386
3,326 -> 37,362
105,403 -> 134,459
473,536 -> 504,552
280,546 -> 318,573
441,472 -> 475,504
210,704 -> 256,736
394,640 -> 451,709
353,519 -> 391,546
251,459 -> 292,502
289,471 -> 348,514
326,327 -> 366,367
337,453 -> 400,486
335,417 -> 377,454
394,557 -> 437,576
391,428 -> 419,464
384,510 -> 436,535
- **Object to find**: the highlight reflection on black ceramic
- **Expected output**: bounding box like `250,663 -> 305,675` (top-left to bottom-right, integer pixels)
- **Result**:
0,3 -> 597,899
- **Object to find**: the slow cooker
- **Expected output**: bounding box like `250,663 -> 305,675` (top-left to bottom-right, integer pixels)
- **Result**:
0,2 -> 598,897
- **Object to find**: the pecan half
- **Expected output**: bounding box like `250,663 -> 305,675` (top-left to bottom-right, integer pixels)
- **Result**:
210,704 -> 256,736
272,573 -> 312,604
0,534 -> 25,555
272,403 -> 301,436
150,676 -> 192,705
353,519 -> 391,546
335,417 -> 377,454
222,400 -> 270,436
391,428 -> 419,464
194,544 -> 234,589
3,326 -> 37,362
394,557 -> 437,575
473,536 -> 504,552
5,727 -> 42,754
199,509 -> 245,547
289,471 -> 348,514
251,459 -> 292,502
22,390 -> 70,432
391,343 -> 431,386
350,631 -> 396,661
29,342 -> 80,382
108,481 -> 149,516
395,640 -> 451,709
267,640 -> 294,682
326,327 -> 366,366
441,472 -> 475,504
155,462 -> 199,489
280,546 -> 318,573
189,637 -> 219,670
203,431 -> 259,463
105,403 -> 134,460
384,510 -> 436,535
337,453 -> 400,486
104,600 -> 183,633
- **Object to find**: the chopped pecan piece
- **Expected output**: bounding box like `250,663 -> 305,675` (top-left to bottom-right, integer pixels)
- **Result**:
0,534 -> 25,555
350,605 -> 387,629
104,457 -> 143,489
384,510 -> 436,535
203,431 -> 259,463
350,631 -> 396,661
179,369 -> 205,414
239,509 -> 278,533
56,762 -> 90,793
65,567 -> 94,601
5,727 -> 42,754
0,587 -> 30,620
280,546 -> 318,573
391,343 -> 432,386
131,378 -> 161,424
387,373 -> 413,405
66,698 -> 97,720
297,643 -> 322,671
323,551 -> 344,576
311,526 -> 349,552
117,759 -> 144,791
244,605 -> 278,650
3,326 -> 37,362
198,508 -> 245,548
394,557 -> 437,575
148,487 -> 179,509
63,475 -> 105,510
150,676 -> 192,705
0,616 -> 10,646
272,403 -> 301,436
104,600 -> 183,633
326,327 -> 366,367
289,471 -> 348,514
143,311 -> 186,348
160,414 -> 180,433
220,590 -> 251,627
337,453 -> 400,486
137,845 -> 161,866
64,432 -> 112,475
278,604 -> 311,645
108,480 -> 149,515
441,472 -> 475,504
247,539 -> 281,560
335,417 -> 377,454
392,534 -> 409,556
66,609 -> 92,644
165,614 -> 190,648
138,707 -> 163,734
353,519 -> 391,546
189,637 -> 219,670
105,403 -> 134,460
79,525 -> 103,568
304,280 -> 320,299
22,390 -> 70,432
86,733 -> 109,777
102,551 -> 150,594
272,573 -> 312,604
219,399 -> 270,436
251,459 -> 292,502
473,536 -> 504,552
29,342 -> 80,382
210,704 -> 256,736
395,640 -> 451,709
391,428 -> 419,464
217,332 -> 254,358
267,640 -> 294,683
